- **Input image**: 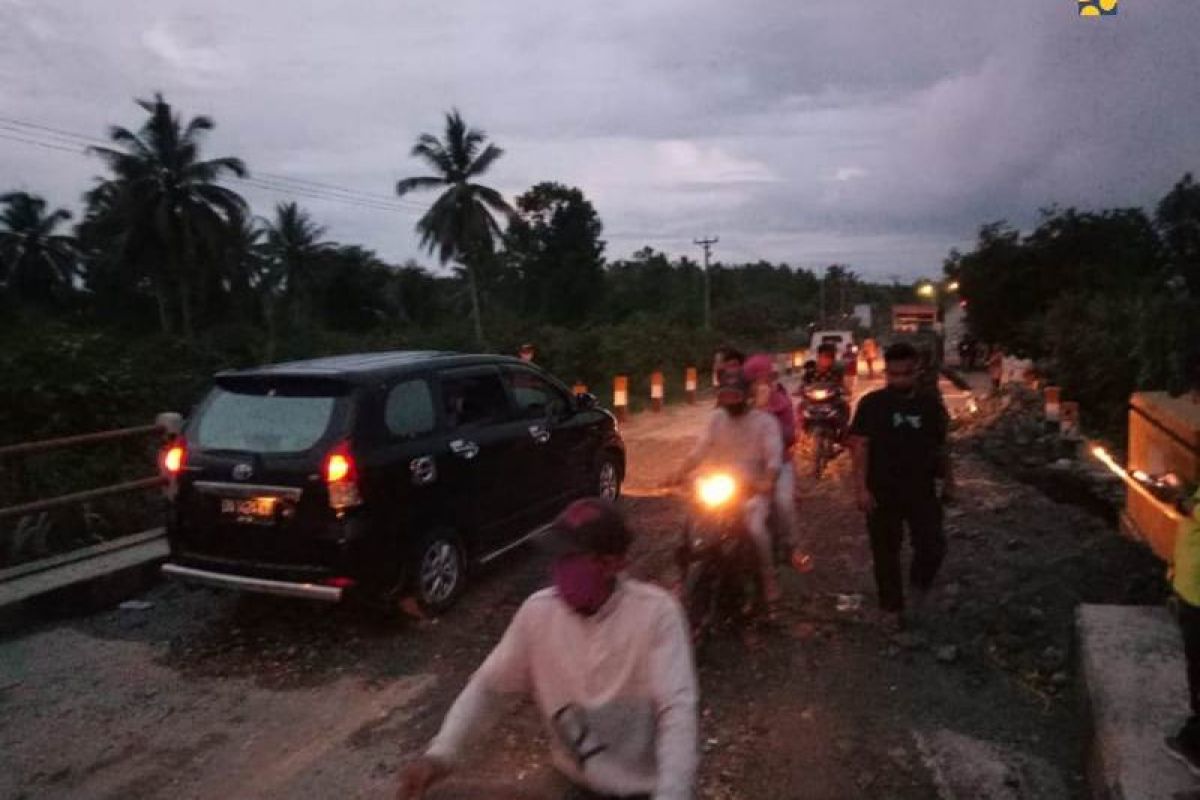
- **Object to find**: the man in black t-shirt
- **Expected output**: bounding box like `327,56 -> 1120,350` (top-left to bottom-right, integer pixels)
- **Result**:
849,342 -> 955,631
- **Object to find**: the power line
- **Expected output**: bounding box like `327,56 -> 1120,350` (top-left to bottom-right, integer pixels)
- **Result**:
0,130 -> 88,156
0,117 -> 107,147
252,170 -> 426,208
0,115 -> 429,213
0,127 -> 422,215
237,177 -> 420,214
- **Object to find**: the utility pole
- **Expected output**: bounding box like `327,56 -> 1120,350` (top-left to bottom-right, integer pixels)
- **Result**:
694,236 -> 719,330
818,267 -> 827,326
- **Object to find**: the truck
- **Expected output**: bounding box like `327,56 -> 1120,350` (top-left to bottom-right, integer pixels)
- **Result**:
887,304 -> 944,392
891,304 -> 940,334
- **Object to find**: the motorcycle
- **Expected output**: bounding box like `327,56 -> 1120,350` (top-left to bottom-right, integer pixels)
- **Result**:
798,383 -> 847,479
674,471 -> 765,649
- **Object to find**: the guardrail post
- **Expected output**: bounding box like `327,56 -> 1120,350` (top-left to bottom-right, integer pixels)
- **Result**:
650,371 -> 664,412
613,376 -> 629,421
156,412 -> 183,439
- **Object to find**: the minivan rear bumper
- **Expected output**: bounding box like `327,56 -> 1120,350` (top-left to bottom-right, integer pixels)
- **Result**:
162,562 -> 343,602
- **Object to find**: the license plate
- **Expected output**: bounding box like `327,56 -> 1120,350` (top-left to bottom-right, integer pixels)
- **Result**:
220,497 -> 278,522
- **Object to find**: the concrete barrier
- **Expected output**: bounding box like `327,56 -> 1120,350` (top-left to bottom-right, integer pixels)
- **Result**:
1078,604 -> 1195,799
650,371 -> 664,412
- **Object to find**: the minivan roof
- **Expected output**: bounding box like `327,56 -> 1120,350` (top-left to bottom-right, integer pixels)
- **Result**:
215,351 -> 526,384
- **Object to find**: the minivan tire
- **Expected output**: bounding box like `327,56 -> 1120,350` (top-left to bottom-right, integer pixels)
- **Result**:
596,453 -> 622,501
412,531 -> 466,614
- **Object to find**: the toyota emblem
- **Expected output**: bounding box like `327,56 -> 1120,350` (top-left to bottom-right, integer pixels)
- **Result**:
232,463 -> 254,481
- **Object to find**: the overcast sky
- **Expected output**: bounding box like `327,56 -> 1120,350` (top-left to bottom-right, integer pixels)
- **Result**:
2,0 -> 1198,280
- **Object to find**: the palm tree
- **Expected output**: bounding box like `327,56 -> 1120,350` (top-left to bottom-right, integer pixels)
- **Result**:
88,93 -> 247,340
219,212 -> 264,325
75,179 -> 159,325
260,202 -> 330,329
396,109 -> 515,348
0,192 -> 77,305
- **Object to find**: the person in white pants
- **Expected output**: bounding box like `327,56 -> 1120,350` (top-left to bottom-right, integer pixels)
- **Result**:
743,355 -> 811,573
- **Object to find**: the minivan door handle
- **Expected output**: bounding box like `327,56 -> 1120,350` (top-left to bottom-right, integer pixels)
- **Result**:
449,439 -> 480,460
528,424 -> 551,445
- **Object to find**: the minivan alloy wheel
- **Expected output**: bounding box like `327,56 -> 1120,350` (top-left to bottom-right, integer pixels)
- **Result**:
419,539 -> 461,607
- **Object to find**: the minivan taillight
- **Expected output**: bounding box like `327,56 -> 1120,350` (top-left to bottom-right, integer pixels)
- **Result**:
162,440 -> 187,476
325,442 -> 362,512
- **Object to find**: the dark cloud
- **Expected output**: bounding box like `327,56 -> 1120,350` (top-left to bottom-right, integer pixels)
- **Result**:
1,0 -> 1197,279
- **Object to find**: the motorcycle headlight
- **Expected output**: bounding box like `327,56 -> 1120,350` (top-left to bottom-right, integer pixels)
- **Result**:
696,473 -> 737,509
809,388 -> 830,401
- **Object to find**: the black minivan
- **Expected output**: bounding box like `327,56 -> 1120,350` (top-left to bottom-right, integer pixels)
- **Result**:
161,352 -> 624,612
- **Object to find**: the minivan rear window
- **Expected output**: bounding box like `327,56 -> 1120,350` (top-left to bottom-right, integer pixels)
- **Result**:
194,387 -> 338,453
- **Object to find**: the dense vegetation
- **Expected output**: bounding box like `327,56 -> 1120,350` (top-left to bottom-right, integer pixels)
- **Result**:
946,174 -> 1200,433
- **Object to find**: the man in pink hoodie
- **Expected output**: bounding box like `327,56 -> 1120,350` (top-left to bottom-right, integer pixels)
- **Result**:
743,354 -> 812,573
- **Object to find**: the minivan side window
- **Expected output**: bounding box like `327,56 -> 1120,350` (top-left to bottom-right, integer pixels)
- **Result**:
385,379 -> 436,439
505,368 -> 570,420
440,371 -> 511,429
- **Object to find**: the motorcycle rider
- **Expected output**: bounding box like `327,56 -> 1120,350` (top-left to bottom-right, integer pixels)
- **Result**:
742,354 -> 813,573
397,498 -> 698,800
799,343 -> 851,442
670,369 -> 784,604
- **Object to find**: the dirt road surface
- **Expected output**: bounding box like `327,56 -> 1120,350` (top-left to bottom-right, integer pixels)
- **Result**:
0,375 -> 1166,799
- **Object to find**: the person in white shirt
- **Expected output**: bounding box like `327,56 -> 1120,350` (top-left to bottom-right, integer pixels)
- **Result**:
397,498 -> 699,800
670,370 -> 784,603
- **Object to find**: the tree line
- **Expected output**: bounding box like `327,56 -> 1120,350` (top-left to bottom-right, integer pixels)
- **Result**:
945,174 -> 1200,433
1,94 -> 910,446
0,95 -> 898,353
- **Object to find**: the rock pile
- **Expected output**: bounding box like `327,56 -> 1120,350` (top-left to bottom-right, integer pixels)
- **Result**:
954,387 -> 1125,517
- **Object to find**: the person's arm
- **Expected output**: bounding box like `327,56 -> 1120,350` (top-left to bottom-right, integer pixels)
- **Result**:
648,600 -> 699,800
426,607 -> 532,762
850,435 -> 873,512
848,395 -> 876,513
940,450 -> 955,501
933,399 -> 955,502
672,412 -> 717,483
400,604 -> 534,797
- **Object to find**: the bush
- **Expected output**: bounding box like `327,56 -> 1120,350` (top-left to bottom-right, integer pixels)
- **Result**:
1041,294 -> 1140,436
